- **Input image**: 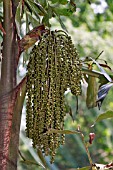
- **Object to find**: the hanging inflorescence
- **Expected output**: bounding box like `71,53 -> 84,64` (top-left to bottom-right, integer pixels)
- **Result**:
26,30 -> 82,163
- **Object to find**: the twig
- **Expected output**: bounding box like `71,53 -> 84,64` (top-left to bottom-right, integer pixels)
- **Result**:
18,149 -> 26,161
95,51 -> 104,61
77,127 -> 93,165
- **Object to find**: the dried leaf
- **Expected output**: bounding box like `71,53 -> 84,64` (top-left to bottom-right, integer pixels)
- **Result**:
18,24 -> 47,53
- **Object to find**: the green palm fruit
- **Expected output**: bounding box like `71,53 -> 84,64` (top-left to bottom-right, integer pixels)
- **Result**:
26,30 -> 82,163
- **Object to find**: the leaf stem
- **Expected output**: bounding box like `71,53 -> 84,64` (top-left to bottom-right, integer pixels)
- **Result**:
77,126 -> 93,165
80,133 -> 93,165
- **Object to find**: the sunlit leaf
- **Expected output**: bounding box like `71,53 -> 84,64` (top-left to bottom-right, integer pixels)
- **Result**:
92,110 -> 113,126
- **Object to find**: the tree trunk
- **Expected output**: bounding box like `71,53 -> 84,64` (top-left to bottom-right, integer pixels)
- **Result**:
0,0 -> 25,169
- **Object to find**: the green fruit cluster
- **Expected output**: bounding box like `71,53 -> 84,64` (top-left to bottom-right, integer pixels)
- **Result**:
26,30 -> 82,163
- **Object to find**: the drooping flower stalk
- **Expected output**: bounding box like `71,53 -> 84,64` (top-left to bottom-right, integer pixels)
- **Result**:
26,30 -> 82,162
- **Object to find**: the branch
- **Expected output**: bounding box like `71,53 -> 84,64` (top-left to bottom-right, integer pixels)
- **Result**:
77,126 -> 93,166
82,67 -> 106,79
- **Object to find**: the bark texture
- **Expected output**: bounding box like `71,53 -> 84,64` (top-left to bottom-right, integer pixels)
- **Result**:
0,0 -> 23,169
0,79 -> 26,170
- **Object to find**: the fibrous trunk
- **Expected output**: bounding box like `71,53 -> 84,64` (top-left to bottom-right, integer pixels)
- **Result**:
0,0 -> 20,169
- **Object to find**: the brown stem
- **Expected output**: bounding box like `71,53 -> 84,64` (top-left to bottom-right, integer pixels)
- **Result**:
0,92 -> 17,170
80,133 -> 93,165
0,1 -> 25,169
77,126 -> 93,166
1,0 -> 16,95
0,1 -> 17,169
